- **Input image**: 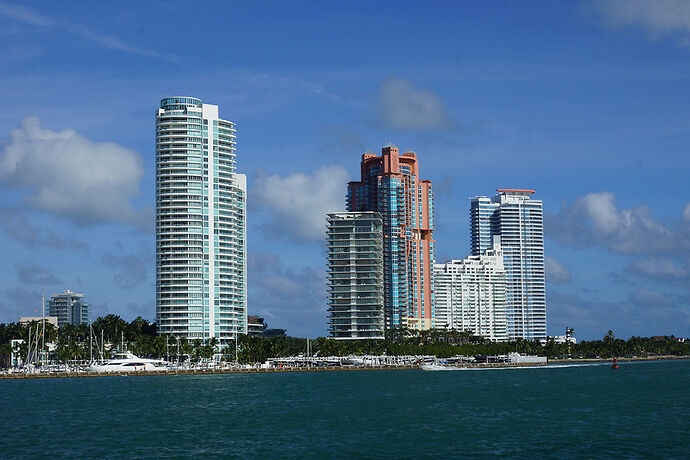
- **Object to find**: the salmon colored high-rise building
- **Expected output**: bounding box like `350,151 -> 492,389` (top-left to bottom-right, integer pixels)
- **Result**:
347,144 -> 435,330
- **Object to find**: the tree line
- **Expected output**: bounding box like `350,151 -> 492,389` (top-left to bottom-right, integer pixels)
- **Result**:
1,315 -> 688,367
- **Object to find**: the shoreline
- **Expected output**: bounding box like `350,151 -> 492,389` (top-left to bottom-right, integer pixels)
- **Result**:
549,356 -> 690,363
1,361 -> 542,379
2,365 -> 420,379
2,355 -> 688,380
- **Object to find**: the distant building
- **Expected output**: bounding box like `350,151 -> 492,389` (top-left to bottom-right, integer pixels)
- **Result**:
247,316 -> 265,336
327,212 -> 385,340
19,316 -> 58,328
49,290 -> 88,327
651,336 -> 685,342
347,145 -> 435,331
433,239 -> 508,342
546,335 -> 577,345
470,189 -> 546,340
247,315 -> 286,337
155,97 -> 247,345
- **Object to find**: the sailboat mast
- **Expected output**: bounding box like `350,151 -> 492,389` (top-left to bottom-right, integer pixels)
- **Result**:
27,326 -> 32,366
41,288 -> 45,364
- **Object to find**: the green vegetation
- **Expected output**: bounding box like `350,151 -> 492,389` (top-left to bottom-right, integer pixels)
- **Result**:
1,316 -> 689,367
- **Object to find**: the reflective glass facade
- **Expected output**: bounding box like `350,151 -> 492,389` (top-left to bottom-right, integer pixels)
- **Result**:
49,290 -> 89,327
347,145 -> 435,330
470,190 -> 546,340
327,212 -> 384,339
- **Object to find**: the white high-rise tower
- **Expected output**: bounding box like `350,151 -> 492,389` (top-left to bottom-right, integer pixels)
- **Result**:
470,189 -> 546,340
156,97 -> 247,345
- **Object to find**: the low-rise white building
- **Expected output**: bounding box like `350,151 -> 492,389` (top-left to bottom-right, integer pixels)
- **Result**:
19,316 -> 58,328
433,240 -> 508,342
545,335 -> 577,345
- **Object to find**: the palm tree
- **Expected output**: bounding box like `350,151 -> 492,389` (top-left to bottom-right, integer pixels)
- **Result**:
604,330 -> 615,358
565,327 -> 574,357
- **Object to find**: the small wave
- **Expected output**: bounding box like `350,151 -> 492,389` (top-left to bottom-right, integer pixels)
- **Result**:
428,362 -> 613,371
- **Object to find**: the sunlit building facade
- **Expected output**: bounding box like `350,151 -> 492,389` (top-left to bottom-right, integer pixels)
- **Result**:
347,145 -> 435,331
156,97 -> 247,345
433,240 -> 508,342
470,189 -> 546,340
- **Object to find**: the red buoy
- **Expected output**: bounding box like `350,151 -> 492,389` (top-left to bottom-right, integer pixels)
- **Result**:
611,357 -> 619,369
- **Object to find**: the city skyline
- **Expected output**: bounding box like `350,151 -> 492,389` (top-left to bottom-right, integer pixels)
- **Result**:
0,1 -> 689,340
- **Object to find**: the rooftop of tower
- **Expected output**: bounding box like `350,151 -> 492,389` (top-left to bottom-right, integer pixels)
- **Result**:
160,96 -> 202,109
497,189 -> 535,194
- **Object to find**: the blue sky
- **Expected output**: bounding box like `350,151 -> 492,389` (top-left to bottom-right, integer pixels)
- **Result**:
1,0 -> 689,339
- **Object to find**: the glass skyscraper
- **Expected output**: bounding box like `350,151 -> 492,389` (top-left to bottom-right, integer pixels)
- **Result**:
155,97 -> 247,345
327,212 -> 385,340
347,145 -> 435,331
49,290 -> 89,327
470,189 -> 546,340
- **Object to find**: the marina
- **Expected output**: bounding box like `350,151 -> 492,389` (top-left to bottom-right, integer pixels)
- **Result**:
1,352 -> 547,378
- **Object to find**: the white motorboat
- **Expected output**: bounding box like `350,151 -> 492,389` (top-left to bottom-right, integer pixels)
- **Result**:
420,363 -> 464,371
87,352 -> 168,372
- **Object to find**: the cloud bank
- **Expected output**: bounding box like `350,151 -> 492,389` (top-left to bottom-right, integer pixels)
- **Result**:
252,165 -> 350,242
377,78 -> 454,130
0,117 -> 147,228
546,192 -> 686,255
590,0 -> 690,47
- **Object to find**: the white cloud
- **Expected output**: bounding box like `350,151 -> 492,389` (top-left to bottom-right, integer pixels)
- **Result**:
545,256 -> 572,284
251,165 -> 350,242
547,192 -> 684,254
683,203 -> 690,221
590,0 -> 690,47
377,78 -> 453,130
0,117 -> 145,227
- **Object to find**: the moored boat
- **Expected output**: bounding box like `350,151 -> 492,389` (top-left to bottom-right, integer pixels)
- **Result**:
420,363 -> 465,371
87,352 -> 168,372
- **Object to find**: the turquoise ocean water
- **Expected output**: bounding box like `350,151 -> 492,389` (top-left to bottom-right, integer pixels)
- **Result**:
2,360 -> 689,458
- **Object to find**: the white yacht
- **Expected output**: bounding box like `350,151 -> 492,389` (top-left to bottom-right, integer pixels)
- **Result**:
420,363 -> 465,371
87,352 -> 168,373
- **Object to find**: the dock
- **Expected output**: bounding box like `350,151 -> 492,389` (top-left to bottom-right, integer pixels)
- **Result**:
0,365 -> 421,379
